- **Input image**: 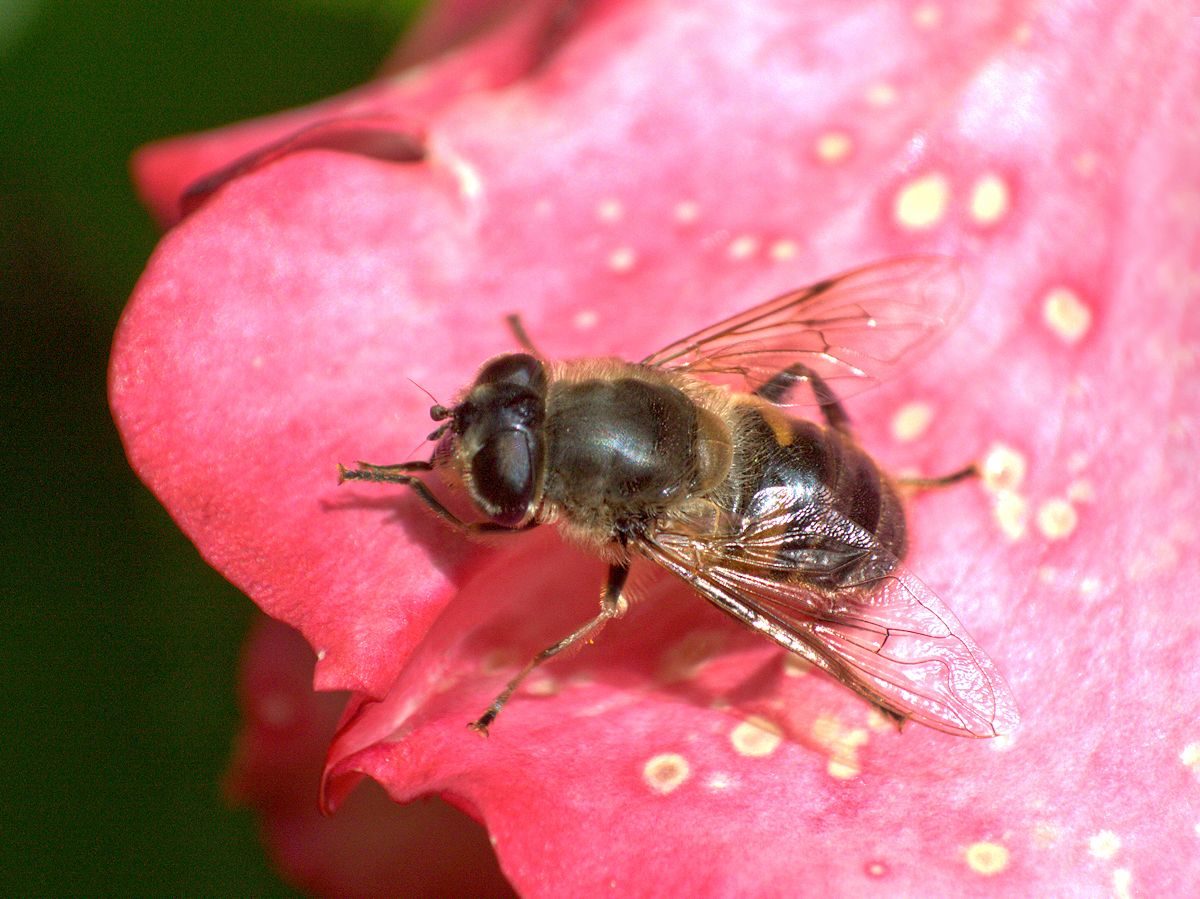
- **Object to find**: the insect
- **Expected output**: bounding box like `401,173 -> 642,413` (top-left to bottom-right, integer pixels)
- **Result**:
339,256 -> 1019,738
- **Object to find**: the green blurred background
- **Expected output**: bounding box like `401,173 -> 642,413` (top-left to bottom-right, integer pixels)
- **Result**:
1,2 -> 421,893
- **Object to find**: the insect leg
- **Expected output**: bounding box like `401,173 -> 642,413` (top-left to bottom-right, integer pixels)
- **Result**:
337,461 -> 533,534
896,462 -> 978,491
504,313 -> 544,358
469,562 -> 630,735
755,364 -> 852,435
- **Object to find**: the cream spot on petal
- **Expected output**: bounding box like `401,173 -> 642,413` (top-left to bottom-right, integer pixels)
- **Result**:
1080,575 -> 1102,596
1012,22 -> 1033,45
965,841 -> 1009,875
994,491 -> 1028,541
608,246 -> 638,272
970,173 -> 1010,225
1088,830 -> 1121,860
1037,564 -> 1056,584
815,131 -> 853,164
913,3 -> 942,29
865,861 -> 888,878
316,649 -> 327,661
643,753 -> 690,794
1182,742 -> 1200,770
1113,868 -> 1133,899
596,198 -> 623,223
674,200 -> 700,224
769,239 -> 799,261
730,716 -> 783,757
1036,498 -> 1078,541
727,234 -> 760,260
982,443 -> 1027,493
1043,287 -> 1092,343
865,81 -> 898,107
891,401 -> 934,442
573,309 -> 599,330
894,173 -> 950,230
251,355 -> 264,368
1194,821 -> 1200,837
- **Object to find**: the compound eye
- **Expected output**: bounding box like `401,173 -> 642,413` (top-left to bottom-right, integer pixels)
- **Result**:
471,429 -> 536,526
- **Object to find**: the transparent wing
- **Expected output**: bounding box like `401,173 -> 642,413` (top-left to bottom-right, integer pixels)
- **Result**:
637,490 -> 1018,738
641,256 -> 965,403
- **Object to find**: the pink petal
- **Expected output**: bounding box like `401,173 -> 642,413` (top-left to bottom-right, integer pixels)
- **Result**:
112,0 -> 1200,894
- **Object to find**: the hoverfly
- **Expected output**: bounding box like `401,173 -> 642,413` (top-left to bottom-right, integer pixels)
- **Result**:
339,256 -> 1019,738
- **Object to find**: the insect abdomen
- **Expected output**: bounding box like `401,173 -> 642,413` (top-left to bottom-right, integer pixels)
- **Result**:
725,406 -> 907,587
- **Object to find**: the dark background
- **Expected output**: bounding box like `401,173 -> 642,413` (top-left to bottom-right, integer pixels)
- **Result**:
1,2 -> 420,893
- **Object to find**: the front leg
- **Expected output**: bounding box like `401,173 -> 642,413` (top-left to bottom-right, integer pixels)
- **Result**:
338,460 -> 535,535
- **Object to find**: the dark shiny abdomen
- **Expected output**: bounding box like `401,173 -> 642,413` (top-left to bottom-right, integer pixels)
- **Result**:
544,378 -> 701,527
726,407 -> 906,588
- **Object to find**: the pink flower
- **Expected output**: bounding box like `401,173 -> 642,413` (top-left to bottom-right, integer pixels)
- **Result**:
112,1 -> 1200,894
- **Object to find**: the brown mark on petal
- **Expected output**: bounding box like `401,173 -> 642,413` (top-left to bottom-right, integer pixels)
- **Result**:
180,117 -> 426,220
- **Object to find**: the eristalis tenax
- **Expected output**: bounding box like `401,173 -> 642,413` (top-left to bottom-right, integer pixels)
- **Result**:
339,256 -> 1019,738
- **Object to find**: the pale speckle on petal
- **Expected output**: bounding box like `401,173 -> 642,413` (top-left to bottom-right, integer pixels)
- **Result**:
596,198 -> 624,223
970,173 -> 1011,225
769,239 -> 799,262
815,131 -> 853,164
812,714 -> 868,778
783,652 -> 812,677
256,692 -> 297,728
1036,498 -> 1078,541
1067,479 -> 1095,503
1032,821 -> 1061,848
525,675 -> 560,697
1113,868 -> 1133,899
1074,150 -> 1100,177
1129,537 -> 1180,580
1194,821 -> 1200,838
643,753 -> 690,795
658,630 -> 725,683
982,443 -> 1027,493
674,200 -> 700,224
730,716 -> 783,757
989,733 -> 1016,752
1012,22 -> 1033,45
573,309 -> 599,330
913,3 -> 942,29
706,772 -> 737,792
865,81 -> 898,107
316,648 -> 327,661
608,246 -> 638,273
891,401 -> 934,442
1037,564 -> 1057,584
994,491 -> 1029,540
1088,830 -> 1121,860
894,173 -> 950,230
1043,287 -> 1092,343
865,861 -> 888,878
481,647 -> 520,675
965,841 -> 1010,876
727,234 -> 760,260
1080,575 -> 1102,596
251,355 -> 264,369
